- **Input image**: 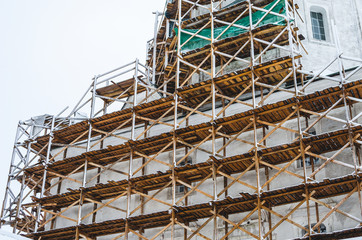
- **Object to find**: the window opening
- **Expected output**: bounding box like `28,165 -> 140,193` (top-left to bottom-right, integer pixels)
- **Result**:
295,128 -> 320,168
311,11 -> 326,41
176,157 -> 192,194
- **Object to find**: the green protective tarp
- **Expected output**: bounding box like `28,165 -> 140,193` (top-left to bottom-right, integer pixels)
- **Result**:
175,0 -> 286,52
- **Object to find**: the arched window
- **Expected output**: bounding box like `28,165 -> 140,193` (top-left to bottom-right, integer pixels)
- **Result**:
310,6 -> 329,41
311,12 -> 326,40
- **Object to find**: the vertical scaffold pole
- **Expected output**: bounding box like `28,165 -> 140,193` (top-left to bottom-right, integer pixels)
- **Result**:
14,124 -> 33,233
210,1 -> 219,240
125,58 -> 139,240
248,1 -> 263,239
152,12 -> 160,85
1,122 -> 23,232
76,76 -> 98,239
285,0 -> 312,237
35,116 -> 55,232
171,0 -> 183,238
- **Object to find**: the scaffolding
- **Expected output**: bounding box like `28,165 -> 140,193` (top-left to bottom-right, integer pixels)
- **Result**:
1,0 -> 362,239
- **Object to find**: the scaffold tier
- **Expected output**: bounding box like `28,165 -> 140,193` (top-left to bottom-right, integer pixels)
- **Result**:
30,126 -> 362,210
32,56 -> 299,153
23,80 -> 362,189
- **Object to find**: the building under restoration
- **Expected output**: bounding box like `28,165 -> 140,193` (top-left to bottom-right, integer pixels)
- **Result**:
1,0 -> 362,239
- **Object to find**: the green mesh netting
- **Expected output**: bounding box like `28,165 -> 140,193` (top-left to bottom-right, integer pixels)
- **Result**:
175,0 -> 286,52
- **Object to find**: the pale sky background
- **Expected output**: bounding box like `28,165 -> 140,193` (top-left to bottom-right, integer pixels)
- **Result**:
0,0 -> 165,223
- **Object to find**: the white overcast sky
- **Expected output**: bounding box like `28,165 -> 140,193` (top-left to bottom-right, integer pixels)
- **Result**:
0,0 -> 166,211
